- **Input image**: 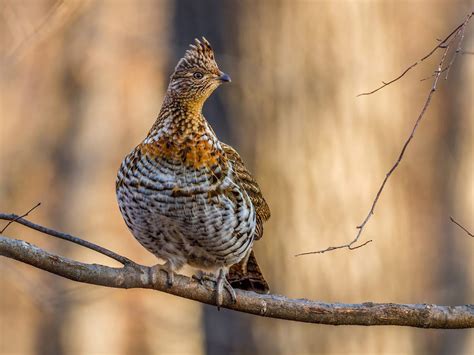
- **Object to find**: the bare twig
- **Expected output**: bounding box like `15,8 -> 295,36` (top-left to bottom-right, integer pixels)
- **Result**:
357,12 -> 473,97
296,239 -> 373,256
0,213 -> 136,266
297,12 -> 473,256
1,235 -> 472,328
450,216 -> 474,237
0,202 -> 41,234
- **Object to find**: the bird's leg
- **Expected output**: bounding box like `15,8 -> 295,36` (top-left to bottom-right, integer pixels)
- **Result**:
151,261 -> 175,287
216,268 -> 236,309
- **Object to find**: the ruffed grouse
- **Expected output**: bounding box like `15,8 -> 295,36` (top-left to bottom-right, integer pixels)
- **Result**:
116,38 -> 270,307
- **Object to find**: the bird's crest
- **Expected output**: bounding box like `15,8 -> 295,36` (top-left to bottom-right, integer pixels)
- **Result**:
174,37 -> 218,74
185,37 -> 215,62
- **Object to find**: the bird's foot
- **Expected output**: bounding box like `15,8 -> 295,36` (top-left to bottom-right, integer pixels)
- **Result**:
193,269 -> 236,309
151,262 -> 175,287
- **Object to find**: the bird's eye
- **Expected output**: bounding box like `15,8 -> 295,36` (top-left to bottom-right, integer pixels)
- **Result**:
193,72 -> 204,79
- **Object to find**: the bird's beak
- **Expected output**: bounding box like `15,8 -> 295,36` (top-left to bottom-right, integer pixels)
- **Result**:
219,72 -> 231,83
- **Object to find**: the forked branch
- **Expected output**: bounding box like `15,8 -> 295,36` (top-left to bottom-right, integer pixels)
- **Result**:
297,12 -> 473,256
357,12 -> 473,96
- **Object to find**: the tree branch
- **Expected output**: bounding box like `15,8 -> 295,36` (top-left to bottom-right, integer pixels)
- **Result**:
296,11 -> 474,256
0,212 -> 135,266
1,234 -> 473,328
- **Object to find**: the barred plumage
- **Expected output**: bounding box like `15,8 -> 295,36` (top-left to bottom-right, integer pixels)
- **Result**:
116,38 -> 270,306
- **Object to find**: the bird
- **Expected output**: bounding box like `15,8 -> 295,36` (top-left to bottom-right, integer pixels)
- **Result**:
116,37 -> 270,307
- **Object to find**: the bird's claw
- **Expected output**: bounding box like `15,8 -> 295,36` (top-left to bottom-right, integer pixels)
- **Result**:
192,270 -> 215,285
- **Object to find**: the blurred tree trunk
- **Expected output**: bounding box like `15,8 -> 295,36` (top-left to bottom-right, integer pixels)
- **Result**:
425,29 -> 474,355
36,30 -> 83,355
172,1 -> 260,354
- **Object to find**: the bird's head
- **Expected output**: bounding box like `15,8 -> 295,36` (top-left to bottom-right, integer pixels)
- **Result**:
167,37 -> 231,105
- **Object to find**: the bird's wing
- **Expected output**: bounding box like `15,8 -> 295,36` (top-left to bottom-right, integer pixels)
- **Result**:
221,142 -> 270,240
221,142 -> 271,293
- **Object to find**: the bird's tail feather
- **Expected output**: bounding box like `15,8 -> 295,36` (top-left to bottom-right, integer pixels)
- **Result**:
227,250 -> 269,294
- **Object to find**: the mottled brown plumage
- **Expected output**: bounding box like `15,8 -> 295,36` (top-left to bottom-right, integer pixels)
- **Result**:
116,38 -> 270,306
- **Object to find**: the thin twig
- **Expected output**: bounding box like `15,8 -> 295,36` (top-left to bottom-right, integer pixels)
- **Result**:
420,67 -> 449,82
358,62 -> 419,97
0,213 -> 136,266
450,216 -> 474,237
0,203 -> 41,234
357,11 -> 473,97
297,12 -> 473,256
296,239 -> 373,256
444,23 -> 467,80
1,235 -> 473,328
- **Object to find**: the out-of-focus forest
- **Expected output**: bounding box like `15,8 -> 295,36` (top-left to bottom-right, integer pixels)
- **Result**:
1,1 -> 473,354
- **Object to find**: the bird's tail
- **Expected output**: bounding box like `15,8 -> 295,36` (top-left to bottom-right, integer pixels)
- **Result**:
227,250 -> 269,294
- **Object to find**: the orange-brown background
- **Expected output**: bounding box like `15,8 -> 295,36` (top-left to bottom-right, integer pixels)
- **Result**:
1,1 -> 472,354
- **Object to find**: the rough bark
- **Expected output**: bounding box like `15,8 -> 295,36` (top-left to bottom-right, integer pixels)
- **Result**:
1,235 -> 472,329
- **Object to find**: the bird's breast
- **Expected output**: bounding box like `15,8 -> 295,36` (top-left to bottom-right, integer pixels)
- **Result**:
141,124 -> 226,170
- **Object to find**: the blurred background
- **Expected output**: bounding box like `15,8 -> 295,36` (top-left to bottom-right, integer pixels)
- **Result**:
1,1 -> 473,354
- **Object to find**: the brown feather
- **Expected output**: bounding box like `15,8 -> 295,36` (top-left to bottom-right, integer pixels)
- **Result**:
222,143 -> 271,292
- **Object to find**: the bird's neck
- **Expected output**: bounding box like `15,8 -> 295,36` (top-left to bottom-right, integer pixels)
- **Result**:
146,94 -> 212,142
142,94 -> 222,168
163,93 -> 205,117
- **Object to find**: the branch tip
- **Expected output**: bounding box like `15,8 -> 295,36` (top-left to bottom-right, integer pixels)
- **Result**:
450,216 -> 474,237
0,202 -> 42,234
